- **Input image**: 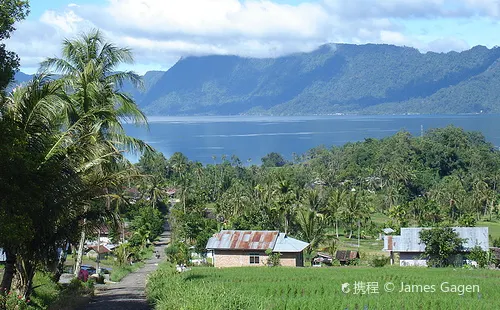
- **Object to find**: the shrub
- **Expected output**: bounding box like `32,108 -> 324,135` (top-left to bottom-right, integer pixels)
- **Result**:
467,246 -> 489,268
369,255 -> 390,267
165,242 -> 189,265
265,249 -> 280,267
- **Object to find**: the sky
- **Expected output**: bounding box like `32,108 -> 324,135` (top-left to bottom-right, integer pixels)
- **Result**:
6,0 -> 500,74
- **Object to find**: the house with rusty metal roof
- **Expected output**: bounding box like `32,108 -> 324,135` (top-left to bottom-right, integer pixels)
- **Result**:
206,230 -> 309,267
383,227 -> 489,266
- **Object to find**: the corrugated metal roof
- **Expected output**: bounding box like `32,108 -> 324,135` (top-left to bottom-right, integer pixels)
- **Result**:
206,230 -> 279,250
384,227 -> 489,252
335,250 -> 360,261
273,233 -> 309,252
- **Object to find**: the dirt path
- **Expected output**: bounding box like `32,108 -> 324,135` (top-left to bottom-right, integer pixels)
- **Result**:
80,224 -> 170,310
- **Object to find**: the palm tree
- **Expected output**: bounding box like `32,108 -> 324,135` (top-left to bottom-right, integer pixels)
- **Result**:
296,208 -> 326,255
40,29 -> 149,156
325,189 -> 345,238
40,29 -> 151,276
272,178 -> 298,234
0,74 -> 72,296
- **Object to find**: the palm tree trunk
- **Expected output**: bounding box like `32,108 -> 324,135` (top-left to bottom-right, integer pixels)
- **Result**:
96,229 -> 101,273
357,220 -> 360,247
335,219 -> 339,238
0,250 -> 16,291
74,223 -> 86,277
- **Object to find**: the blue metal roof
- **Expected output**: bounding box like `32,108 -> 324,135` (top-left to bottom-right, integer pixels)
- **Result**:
384,227 -> 489,252
273,233 -> 309,252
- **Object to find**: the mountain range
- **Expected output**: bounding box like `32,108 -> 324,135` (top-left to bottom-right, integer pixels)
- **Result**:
14,43 -> 500,115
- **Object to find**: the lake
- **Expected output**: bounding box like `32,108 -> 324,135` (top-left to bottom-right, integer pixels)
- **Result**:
123,115 -> 500,164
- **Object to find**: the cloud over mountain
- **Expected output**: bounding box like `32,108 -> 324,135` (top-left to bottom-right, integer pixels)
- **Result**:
6,0 -> 500,72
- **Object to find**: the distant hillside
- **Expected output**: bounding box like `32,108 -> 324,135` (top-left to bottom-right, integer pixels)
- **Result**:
13,43 -> 500,115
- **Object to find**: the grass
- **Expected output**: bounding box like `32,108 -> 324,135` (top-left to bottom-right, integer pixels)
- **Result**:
147,265 -> 500,310
477,219 -> 500,240
110,262 -> 145,282
110,247 -> 153,282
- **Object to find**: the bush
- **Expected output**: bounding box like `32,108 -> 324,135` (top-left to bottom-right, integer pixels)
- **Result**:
165,242 -> 189,265
347,258 -> 360,266
467,246 -> 489,268
369,255 -> 390,267
0,290 -> 36,310
265,249 -> 280,267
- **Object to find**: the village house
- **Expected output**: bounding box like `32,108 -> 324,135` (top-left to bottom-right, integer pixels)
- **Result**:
206,230 -> 309,268
383,227 -> 489,266
85,244 -> 114,261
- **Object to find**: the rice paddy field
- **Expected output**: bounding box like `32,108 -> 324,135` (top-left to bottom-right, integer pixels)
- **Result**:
147,265 -> 500,310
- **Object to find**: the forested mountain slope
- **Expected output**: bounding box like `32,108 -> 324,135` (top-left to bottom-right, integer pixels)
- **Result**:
14,44 -> 500,115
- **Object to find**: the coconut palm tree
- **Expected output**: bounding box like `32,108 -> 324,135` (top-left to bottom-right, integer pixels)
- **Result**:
40,29 -> 152,276
0,74 -> 97,297
40,29 -> 149,157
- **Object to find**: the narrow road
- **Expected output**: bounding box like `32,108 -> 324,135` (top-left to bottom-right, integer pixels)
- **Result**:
80,223 -> 170,310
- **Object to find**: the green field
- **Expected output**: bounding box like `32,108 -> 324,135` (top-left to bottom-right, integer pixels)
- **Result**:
147,265 -> 500,310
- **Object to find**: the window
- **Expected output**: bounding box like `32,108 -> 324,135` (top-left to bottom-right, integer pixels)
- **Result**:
249,253 -> 260,265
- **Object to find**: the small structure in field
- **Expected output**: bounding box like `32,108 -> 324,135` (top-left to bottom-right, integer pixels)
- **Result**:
335,250 -> 360,265
206,230 -> 309,268
383,227 -> 489,266
313,252 -> 333,266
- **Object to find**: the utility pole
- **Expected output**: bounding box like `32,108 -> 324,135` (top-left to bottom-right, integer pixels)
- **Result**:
420,125 -> 424,137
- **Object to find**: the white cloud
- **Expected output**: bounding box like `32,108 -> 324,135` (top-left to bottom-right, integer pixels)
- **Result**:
40,10 -> 85,34
5,0 -> 500,73
423,37 -> 470,52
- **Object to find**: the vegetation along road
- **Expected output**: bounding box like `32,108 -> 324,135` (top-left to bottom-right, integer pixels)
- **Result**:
80,225 -> 170,310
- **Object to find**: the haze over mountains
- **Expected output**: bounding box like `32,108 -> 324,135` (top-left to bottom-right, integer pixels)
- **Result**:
15,43 -> 500,115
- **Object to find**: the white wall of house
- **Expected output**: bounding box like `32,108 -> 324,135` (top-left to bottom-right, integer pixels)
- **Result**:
399,252 -> 427,267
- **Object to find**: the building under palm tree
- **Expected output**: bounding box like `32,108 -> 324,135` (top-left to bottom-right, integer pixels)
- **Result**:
206,230 -> 309,267
383,227 -> 489,266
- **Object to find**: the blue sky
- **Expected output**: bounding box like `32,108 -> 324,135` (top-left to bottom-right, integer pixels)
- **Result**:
7,0 -> 500,74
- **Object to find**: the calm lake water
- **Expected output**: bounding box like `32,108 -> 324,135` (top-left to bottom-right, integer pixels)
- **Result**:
123,115 -> 500,164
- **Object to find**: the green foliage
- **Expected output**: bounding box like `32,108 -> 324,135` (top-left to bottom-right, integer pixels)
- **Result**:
467,246 -> 489,268
0,0 -> 29,91
265,249 -> 281,267
0,29 -> 151,299
128,205 -> 164,249
419,227 -> 465,267
0,290 -> 35,310
492,237 -> 500,247
261,152 -> 287,167
165,242 -> 190,265
369,255 -> 390,267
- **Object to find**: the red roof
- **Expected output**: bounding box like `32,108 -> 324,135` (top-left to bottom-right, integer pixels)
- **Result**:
87,245 -> 111,254
206,230 -> 279,250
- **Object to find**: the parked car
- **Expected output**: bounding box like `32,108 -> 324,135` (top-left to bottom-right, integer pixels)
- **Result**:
80,265 -> 96,275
